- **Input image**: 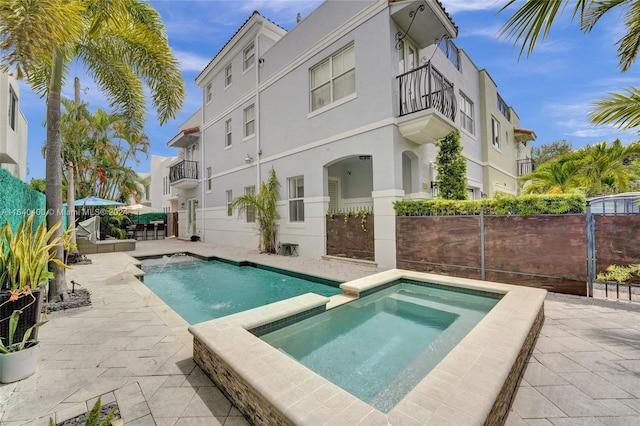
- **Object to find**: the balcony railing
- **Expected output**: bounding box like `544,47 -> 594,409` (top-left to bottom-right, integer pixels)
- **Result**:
397,61 -> 456,121
169,160 -> 198,183
517,158 -> 536,177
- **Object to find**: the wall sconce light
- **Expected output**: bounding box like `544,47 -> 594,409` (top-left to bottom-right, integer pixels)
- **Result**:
244,154 -> 253,164
181,202 -> 185,208
195,199 -> 199,204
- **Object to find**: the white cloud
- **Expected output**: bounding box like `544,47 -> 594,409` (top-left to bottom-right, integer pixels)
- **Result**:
441,0 -> 501,14
175,50 -> 212,73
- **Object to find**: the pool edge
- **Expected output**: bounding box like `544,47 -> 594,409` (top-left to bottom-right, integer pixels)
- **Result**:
190,270 -> 546,425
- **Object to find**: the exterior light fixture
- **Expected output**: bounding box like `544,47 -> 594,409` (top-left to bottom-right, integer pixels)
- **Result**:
244,154 -> 253,164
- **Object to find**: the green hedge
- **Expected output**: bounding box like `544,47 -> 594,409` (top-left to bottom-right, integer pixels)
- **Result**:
0,168 -> 46,231
393,193 -> 586,216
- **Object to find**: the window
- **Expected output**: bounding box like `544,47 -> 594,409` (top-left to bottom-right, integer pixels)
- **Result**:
460,92 -> 474,135
225,64 -> 232,87
226,190 -> 233,216
8,85 -> 17,131
206,83 -> 212,104
288,176 -> 304,222
206,167 -> 212,191
245,186 -> 255,223
225,119 -> 232,147
491,117 -> 500,149
310,43 -> 355,111
244,105 -> 255,138
243,42 -> 255,71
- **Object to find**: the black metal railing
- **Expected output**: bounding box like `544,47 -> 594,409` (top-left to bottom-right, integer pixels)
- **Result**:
397,61 -> 456,121
517,158 -> 536,177
169,160 -> 198,183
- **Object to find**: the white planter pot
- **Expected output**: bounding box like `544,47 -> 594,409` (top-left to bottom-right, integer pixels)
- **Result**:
0,343 -> 40,383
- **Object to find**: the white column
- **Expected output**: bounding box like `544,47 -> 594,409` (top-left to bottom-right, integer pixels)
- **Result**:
372,189 -> 404,269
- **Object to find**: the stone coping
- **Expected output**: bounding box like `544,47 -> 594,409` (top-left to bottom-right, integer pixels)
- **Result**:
189,269 -> 546,425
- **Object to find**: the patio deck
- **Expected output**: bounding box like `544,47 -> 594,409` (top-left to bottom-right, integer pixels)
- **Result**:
1,239 -> 639,425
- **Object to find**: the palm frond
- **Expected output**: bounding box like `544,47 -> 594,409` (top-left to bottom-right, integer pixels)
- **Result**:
589,86 -> 640,130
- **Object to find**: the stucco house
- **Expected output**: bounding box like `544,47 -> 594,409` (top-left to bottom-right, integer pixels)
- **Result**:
166,0 -> 536,268
0,69 -> 27,181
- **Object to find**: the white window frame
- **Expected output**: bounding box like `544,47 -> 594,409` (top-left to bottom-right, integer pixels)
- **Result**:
288,176 -> 304,222
244,186 -> 255,223
460,92 -> 474,135
244,104 -> 255,138
225,63 -> 232,87
243,42 -> 255,71
225,118 -> 232,148
310,43 -> 355,112
226,190 -> 233,217
491,117 -> 500,149
206,83 -> 212,104
206,166 -> 212,192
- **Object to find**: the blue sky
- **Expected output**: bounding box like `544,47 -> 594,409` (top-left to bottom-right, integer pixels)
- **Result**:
18,0 -> 639,181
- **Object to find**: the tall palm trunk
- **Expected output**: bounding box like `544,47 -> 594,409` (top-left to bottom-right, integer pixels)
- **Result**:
46,50 -> 68,300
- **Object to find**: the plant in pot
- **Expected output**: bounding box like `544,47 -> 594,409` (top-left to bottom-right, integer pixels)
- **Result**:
0,213 -> 68,383
0,310 -> 47,383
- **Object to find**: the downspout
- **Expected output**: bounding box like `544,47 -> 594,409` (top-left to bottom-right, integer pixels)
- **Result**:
200,91 -> 206,239
255,26 -> 262,189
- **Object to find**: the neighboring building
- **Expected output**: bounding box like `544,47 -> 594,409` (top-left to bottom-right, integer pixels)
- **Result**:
0,69 -> 28,181
167,0 -> 535,268
137,155 -> 178,213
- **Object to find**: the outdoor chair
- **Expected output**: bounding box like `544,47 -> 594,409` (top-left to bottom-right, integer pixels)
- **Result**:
145,223 -> 156,240
155,223 -> 165,239
134,224 -> 145,240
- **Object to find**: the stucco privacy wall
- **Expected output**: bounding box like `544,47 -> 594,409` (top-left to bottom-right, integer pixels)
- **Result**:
0,167 -> 46,231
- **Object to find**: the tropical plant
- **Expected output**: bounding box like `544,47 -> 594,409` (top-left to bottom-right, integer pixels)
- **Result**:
499,0 -> 640,132
0,213 -> 68,302
597,264 -> 640,283
48,397 -> 117,426
230,168 -> 280,253
520,156 -> 584,194
0,0 -> 185,301
0,310 -> 47,353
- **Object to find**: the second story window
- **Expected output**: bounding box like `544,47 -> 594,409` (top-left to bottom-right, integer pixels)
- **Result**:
206,83 -> 212,104
225,64 -> 232,87
310,43 -> 355,112
8,85 -> 17,131
243,42 -> 255,71
491,117 -> 500,149
206,167 -> 212,191
460,92 -> 474,135
244,104 -> 255,138
225,118 -> 232,147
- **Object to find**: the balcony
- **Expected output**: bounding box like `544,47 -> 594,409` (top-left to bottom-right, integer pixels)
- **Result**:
517,158 -> 537,177
397,62 -> 457,144
169,160 -> 199,189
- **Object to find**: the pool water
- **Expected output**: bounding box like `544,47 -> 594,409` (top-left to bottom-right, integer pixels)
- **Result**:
140,256 -> 341,324
260,282 -> 500,413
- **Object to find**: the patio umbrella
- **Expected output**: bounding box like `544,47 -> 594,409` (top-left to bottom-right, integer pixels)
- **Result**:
71,196 -> 125,207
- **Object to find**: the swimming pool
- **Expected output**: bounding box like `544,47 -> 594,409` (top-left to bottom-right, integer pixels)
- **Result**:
260,281 -> 500,413
139,255 -> 341,324
189,269 -> 546,425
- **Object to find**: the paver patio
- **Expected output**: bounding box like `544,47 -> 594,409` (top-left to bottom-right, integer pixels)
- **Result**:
1,239 -> 638,425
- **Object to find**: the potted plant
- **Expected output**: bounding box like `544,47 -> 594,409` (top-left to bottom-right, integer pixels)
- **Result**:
0,213 -> 68,359
0,310 -> 47,383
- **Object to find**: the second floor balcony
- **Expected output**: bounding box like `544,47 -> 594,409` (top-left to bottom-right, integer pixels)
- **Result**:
517,158 -> 537,177
396,61 -> 457,145
169,160 -> 199,190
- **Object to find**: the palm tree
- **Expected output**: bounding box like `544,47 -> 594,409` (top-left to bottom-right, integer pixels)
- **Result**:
1,1 -> 184,300
499,0 -> 640,131
520,156 -> 584,194
230,168 -> 280,253
573,140 -> 640,196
